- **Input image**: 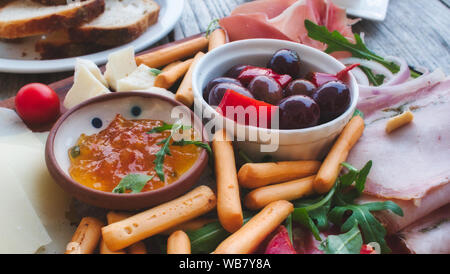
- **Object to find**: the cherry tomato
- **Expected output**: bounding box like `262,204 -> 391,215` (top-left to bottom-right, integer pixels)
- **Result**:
15,83 -> 60,125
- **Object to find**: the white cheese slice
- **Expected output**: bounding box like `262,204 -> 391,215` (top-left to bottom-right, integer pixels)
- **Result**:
104,46 -> 137,91
140,87 -> 176,100
0,144 -> 75,254
0,108 -> 43,148
0,163 -> 51,254
75,58 -> 108,87
63,64 -> 111,109
116,64 -> 156,92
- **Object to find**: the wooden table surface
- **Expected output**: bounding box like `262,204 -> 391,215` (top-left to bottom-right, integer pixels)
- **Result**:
1,0 -> 449,100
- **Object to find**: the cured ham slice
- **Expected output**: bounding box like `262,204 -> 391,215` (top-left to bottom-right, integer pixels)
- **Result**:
351,78 -> 450,234
220,0 -> 357,50
397,204 -> 450,254
231,0 -> 298,19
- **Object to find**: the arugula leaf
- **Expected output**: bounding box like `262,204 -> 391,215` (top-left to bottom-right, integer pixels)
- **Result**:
352,109 -> 365,119
149,68 -> 162,76
320,222 -> 363,254
285,214 -> 293,245
304,20 -> 400,73
154,137 -> 172,182
112,174 -> 153,194
329,201 -> 403,254
292,208 -> 322,241
360,65 -> 386,86
187,214 -> 254,254
205,19 -> 220,38
172,139 -> 212,155
147,122 -> 190,134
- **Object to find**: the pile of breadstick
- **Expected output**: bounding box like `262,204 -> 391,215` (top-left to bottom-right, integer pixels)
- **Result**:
134,28 -> 227,107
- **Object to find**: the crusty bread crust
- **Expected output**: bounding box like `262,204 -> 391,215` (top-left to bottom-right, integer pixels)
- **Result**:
0,0 -> 105,39
31,0 -> 73,5
68,2 -> 160,46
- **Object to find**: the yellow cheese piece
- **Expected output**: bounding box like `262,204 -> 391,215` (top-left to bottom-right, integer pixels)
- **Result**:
104,46 -> 137,90
63,64 -> 111,109
75,58 -> 108,87
0,162 -> 51,254
0,144 -> 75,254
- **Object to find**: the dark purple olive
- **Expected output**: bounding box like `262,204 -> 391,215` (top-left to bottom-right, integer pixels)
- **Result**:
278,95 -> 320,129
312,81 -> 350,123
208,82 -> 253,106
267,49 -> 301,79
203,77 -> 243,100
248,75 -> 283,105
225,64 -> 248,79
284,79 -> 316,98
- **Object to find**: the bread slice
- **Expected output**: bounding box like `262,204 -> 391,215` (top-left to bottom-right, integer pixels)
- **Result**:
31,0 -> 71,5
35,30 -> 111,59
0,0 -> 105,39
68,0 -> 160,46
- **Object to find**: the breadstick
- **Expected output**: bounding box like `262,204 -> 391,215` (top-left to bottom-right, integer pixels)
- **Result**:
175,52 -> 205,107
208,29 -> 227,51
213,200 -> 294,254
238,161 -> 321,189
386,111 -> 414,134
167,230 -> 191,254
65,217 -> 103,254
155,58 -> 194,89
244,175 -> 315,210
161,218 -> 216,235
127,242 -> 147,254
213,129 -> 243,233
99,239 -> 126,254
106,211 -> 132,225
314,116 -> 365,194
135,36 -> 208,68
102,185 -> 217,251
162,60 -> 182,72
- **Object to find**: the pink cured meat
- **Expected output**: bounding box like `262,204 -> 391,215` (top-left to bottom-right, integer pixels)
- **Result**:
220,0 -> 357,50
398,204 -> 450,254
264,226 -> 297,254
231,0 -> 298,19
349,80 -> 450,201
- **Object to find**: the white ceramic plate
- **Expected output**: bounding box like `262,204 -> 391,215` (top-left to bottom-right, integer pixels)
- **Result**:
333,0 -> 390,21
0,0 -> 184,73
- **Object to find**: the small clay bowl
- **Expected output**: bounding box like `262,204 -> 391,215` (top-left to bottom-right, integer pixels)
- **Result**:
45,92 -> 209,210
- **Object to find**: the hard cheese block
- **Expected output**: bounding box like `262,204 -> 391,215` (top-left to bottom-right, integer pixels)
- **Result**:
0,163 -> 51,254
0,144 -> 75,254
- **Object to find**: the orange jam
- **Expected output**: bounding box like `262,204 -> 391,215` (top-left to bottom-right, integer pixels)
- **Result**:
68,114 -> 202,193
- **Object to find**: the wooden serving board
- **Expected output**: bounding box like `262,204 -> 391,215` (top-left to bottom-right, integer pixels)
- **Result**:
0,33 -> 204,132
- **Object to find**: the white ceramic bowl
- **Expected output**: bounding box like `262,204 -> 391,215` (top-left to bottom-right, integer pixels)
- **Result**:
192,39 -> 359,161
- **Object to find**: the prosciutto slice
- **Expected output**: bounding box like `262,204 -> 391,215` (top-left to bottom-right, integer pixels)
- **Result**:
351,78 -> 450,234
397,204 -> 450,254
220,0 -> 357,50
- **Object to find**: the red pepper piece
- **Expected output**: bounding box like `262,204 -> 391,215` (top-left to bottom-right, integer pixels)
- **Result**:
237,66 -> 292,88
217,89 -> 278,129
309,63 -> 360,87
360,244 -> 377,254
264,226 -> 297,254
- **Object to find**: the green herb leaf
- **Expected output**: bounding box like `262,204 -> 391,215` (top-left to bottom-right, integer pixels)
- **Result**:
238,150 -> 254,164
292,208 -> 321,241
360,65 -> 386,86
149,68 -> 162,76
320,222 -> 363,254
154,137 -> 172,182
305,20 -> 400,74
329,201 -> 403,254
205,19 -> 220,38
352,109 -> 365,119
172,139 -> 212,155
285,214 -> 293,245
147,122 -> 190,134
187,214 -> 254,254
112,174 -> 153,194
70,145 -> 80,158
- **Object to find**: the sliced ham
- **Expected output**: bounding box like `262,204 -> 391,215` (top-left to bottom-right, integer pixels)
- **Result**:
397,204 -> 450,254
231,0 -> 298,19
220,0 -> 357,50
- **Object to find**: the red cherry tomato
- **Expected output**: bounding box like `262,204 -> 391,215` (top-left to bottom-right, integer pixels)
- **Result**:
15,83 -> 60,125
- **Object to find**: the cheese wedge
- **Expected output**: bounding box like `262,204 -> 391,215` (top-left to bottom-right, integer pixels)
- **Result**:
0,163 -> 51,254
75,58 -> 108,87
140,87 -> 176,99
116,64 -> 156,92
0,108 -> 43,148
63,64 -> 111,109
0,144 -> 75,254
104,46 -> 137,90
